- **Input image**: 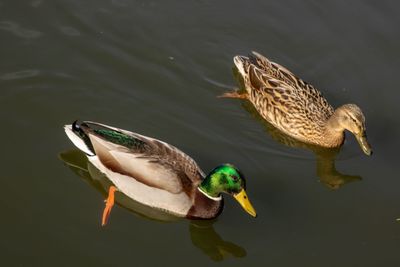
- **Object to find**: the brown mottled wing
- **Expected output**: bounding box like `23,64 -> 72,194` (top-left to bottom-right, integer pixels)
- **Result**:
246,58 -> 334,136
250,51 -> 300,87
250,51 -> 334,117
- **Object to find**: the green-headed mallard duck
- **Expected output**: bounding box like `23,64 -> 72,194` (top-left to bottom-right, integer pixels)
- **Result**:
64,121 -> 256,225
221,51 -> 372,155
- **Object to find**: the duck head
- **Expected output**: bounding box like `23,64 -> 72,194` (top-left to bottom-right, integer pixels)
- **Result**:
199,164 -> 257,217
334,104 -> 372,156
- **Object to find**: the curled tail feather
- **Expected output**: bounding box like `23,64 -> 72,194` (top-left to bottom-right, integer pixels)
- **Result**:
64,120 -> 95,156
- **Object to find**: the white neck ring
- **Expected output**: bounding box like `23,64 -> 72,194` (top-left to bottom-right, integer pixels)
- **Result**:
197,187 -> 222,201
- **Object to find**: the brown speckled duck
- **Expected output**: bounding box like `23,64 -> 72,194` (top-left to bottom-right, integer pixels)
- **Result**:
221,51 -> 372,155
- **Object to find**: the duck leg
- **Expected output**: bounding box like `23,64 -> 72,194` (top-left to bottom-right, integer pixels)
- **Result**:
102,186 -> 117,226
218,90 -> 248,99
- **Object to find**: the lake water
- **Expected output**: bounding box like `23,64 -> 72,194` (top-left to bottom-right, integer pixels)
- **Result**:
1,0 -> 400,266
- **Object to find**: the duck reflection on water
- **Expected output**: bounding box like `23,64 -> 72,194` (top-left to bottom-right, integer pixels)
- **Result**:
59,149 -> 246,261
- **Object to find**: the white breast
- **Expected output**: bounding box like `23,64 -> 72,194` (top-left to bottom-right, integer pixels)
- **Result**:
88,156 -> 193,217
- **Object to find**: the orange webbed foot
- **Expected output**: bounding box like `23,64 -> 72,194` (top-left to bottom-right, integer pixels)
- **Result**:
102,186 -> 117,226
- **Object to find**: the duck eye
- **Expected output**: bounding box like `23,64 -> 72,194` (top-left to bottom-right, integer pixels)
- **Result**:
349,116 -> 357,124
231,175 -> 239,181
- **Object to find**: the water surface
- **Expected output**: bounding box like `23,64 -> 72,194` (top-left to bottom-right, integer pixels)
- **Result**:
1,0 -> 400,266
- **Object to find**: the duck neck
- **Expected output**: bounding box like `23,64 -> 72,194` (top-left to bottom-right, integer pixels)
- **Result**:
324,111 -> 345,147
198,175 -> 222,200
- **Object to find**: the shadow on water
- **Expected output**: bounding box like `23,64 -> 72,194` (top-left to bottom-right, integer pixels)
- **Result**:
231,68 -> 362,190
58,149 -> 246,261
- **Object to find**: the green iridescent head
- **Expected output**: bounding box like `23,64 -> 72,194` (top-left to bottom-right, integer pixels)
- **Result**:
199,164 -> 257,217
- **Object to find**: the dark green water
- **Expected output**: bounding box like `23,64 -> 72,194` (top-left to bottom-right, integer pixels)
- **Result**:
1,0 -> 400,266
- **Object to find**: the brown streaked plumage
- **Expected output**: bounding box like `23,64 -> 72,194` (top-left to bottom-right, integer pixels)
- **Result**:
221,51 -> 372,155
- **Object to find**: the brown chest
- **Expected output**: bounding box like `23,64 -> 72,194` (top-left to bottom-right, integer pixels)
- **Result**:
186,190 -> 223,220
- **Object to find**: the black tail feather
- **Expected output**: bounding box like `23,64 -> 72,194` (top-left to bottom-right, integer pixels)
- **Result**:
72,120 -> 96,155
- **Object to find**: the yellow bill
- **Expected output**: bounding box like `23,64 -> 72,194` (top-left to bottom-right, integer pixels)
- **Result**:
233,189 -> 257,217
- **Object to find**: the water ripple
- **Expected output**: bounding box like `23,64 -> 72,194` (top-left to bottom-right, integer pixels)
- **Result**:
31,0 -> 43,8
0,21 -> 43,39
60,26 -> 81,36
0,70 -> 41,80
